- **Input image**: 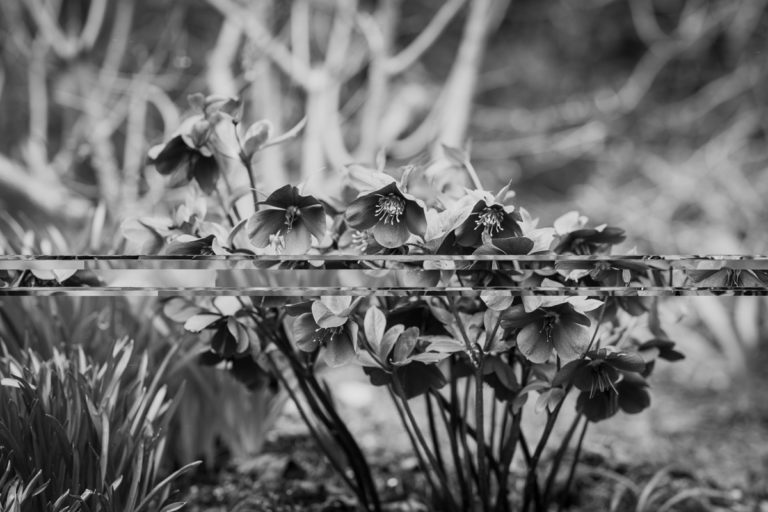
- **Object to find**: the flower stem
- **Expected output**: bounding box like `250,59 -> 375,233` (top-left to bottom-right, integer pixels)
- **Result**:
542,413 -> 584,508
392,374 -> 458,511
557,419 -> 589,512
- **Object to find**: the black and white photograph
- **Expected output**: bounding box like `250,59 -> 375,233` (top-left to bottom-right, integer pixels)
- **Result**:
0,1 -> 767,510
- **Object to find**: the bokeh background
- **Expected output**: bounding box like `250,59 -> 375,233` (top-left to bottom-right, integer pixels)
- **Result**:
2,0 -> 767,253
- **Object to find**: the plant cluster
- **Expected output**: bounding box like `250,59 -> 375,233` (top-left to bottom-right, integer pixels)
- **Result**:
108,93 -> 687,511
0,339 -> 198,511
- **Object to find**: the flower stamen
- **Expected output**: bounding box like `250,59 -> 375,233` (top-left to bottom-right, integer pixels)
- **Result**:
284,205 -> 301,231
375,194 -> 406,225
314,326 -> 344,346
475,207 -> 505,236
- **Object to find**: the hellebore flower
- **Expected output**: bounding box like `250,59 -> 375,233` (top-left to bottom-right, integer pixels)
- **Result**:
454,198 -> 523,248
501,294 -> 603,363
555,347 -> 646,395
686,268 -> 768,289
551,211 -> 625,255
150,118 -> 220,195
552,347 -> 651,422
292,296 -> 361,367
345,182 -> 427,249
247,185 -> 327,254
575,371 -> 651,422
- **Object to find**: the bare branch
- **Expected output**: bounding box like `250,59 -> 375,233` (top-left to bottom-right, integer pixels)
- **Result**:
207,0 -> 312,89
78,0 -> 108,50
23,0 -> 78,59
207,19 -> 242,96
385,0 -> 466,75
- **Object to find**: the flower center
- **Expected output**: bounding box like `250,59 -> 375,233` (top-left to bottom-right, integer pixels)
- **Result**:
475,207 -> 505,236
540,316 -> 556,344
284,206 -> 301,231
314,326 -> 344,346
589,364 -> 618,398
375,194 -> 405,225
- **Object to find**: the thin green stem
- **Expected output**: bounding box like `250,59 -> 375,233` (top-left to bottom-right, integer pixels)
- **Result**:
388,387 -> 441,501
392,375 -> 458,511
432,388 -> 470,510
232,122 -> 260,211
425,392 -> 447,478
542,414 -> 584,508
474,363 -> 491,512
557,419 -> 589,512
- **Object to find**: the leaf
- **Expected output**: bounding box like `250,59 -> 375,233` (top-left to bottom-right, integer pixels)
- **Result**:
420,335 -> 465,353
242,120 -> 273,158
364,307 -> 386,352
392,327 -> 419,363
183,314 -> 220,332
162,298 -> 201,322
379,324 -> 405,362
344,165 -> 396,192
481,292 -> 515,311
393,363 -> 447,400
405,352 -> 452,364
160,503 -> 187,512
226,317 -> 252,354
483,356 -> 518,391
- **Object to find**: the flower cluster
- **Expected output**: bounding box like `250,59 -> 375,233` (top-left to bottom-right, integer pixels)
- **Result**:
129,94 -> 690,511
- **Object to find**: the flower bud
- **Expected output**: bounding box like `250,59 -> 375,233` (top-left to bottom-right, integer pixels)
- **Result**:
242,120 -> 273,160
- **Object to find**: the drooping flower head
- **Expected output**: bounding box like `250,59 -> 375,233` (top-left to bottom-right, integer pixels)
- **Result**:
501,290 -> 603,363
292,296 -> 361,367
551,211 -> 625,255
149,118 -> 220,194
345,181 -> 427,249
149,93 -> 241,195
247,185 -> 327,254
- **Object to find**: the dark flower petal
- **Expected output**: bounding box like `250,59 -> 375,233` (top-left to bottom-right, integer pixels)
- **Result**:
165,234 -> 215,256
577,390 -> 619,422
345,194 -> 380,230
282,222 -> 311,254
404,200 -> 427,237
552,359 -> 588,388
198,350 -> 224,366
500,304 -> 539,328
497,213 -> 523,238
294,313 -> 320,352
606,351 -> 646,373
493,237 -> 533,255
301,204 -> 327,241
454,201 -> 485,247
373,219 -> 410,248
191,154 -> 219,194
263,184 -> 297,208
247,208 -> 287,248
152,136 -> 192,175
617,374 -> 651,414
392,363 -> 447,400
211,325 -> 239,358
572,365 -> 598,392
